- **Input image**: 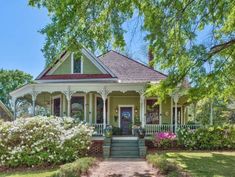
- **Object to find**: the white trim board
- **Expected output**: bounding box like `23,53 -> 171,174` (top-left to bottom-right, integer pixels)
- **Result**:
118,105 -> 134,128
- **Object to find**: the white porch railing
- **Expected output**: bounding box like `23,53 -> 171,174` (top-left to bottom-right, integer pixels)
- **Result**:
145,124 -> 201,135
91,124 -> 104,136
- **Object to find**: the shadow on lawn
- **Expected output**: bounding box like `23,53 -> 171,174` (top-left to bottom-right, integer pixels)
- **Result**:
165,152 -> 235,177
107,170 -> 156,177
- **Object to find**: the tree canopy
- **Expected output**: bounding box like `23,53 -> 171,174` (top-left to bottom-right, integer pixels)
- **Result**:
29,0 -> 235,101
0,69 -> 33,109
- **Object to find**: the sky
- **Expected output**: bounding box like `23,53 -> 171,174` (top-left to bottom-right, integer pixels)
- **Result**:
0,1 -> 50,78
0,1 -> 149,79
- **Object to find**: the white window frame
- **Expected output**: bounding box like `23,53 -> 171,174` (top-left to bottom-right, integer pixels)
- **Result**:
71,52 -> 83,74
118,105 -> 134,128
145,97 -> 161,125
70,93 -> 87,121
52,95 -> 62,117
94,94 -> 110,124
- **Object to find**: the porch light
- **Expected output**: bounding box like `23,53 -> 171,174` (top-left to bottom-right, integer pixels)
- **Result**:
134,107 -> 138,113
115,107 -> 118,113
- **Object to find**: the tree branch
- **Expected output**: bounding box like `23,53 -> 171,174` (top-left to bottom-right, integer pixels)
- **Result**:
209,39 -> 235,56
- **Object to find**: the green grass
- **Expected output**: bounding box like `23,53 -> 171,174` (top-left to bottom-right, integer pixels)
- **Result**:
162,151 -> 235,177
0,168 -> 58,177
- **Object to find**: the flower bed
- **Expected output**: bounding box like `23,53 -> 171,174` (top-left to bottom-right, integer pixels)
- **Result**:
0,116 -> 93,167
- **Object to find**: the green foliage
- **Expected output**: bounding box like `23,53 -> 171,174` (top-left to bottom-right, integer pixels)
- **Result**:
177,125 -> 235,150
52,157 -> 96,177
0,116 -> 93,167
28,0 -> 235,100
147,154 -> 179,176
0,69 -> 33,109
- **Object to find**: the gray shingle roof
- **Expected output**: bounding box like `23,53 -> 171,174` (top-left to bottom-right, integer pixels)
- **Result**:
98,50 -> 167,83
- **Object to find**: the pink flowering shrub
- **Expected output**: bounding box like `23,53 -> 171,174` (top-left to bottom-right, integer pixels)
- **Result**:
153,132 -> 177,149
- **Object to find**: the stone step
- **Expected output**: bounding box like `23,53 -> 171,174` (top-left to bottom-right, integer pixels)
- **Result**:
110,155 -> 140,158
111,151 -> 139,156
111,141 -> 138,146
111,146 -> 139,151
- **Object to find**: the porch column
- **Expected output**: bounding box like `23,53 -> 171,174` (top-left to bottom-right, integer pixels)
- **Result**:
12,97 -> 17,120
98,87 -> 110,130
32,91 -> 38,116
171,97 -> 173,131
89,93 -> 93,124
159,101 -> 162,125
63,87 -> 74,117
172,93 -> 179,133
139,92 -> 145,128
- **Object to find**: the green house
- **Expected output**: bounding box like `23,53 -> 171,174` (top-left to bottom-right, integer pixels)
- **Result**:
10,49 -> 198,136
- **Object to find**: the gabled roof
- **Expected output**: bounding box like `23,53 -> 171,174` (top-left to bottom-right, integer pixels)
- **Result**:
0,100 -> 13,121
36,48 -> 117,81
98,50 -> 167,83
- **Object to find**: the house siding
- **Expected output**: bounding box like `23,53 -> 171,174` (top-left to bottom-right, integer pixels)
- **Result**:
52,54 -> 103,75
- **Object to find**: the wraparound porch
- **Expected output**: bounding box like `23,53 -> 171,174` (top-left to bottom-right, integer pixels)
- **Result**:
10,83 -> 199,135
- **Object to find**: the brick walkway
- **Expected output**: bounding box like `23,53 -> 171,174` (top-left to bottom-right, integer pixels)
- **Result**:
88,159 -> 162,177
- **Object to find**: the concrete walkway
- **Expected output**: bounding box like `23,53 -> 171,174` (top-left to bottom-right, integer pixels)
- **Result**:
88,159 -> 162,177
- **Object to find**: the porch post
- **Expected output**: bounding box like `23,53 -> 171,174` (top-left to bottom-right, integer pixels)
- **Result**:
173,93 -> 179,133
32,91 -> 38,116
139,92 -> 145,128
98,87 -> 110,131
63,87 -> 74,117
12,97 -> 17,120
171,97 -> 173,131
159,101 -> 162,125
89,93 -> 93,124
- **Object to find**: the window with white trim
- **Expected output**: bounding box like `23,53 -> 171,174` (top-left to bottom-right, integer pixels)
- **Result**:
71,96 -> 84,120
72,53 -> 82,73
146,99 -> 160,124
96,97 -> 108,124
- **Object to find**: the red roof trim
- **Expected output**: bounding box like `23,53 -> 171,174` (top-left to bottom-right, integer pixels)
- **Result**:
37,74 -> 114,80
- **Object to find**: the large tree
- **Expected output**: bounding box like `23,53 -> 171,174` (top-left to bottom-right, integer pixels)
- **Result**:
0,69 -> 33,109
29,0 -> 235,100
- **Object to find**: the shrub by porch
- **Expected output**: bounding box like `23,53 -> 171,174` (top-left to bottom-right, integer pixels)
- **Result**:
0,116 -> 93,168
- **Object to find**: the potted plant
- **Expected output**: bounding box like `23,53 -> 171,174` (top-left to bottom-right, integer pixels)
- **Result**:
132,116 -> 141,136
137,127 -> 146,139
104,125 -> 113,138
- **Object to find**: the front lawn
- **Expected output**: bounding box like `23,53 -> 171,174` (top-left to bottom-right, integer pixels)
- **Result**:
160,151 -> 235,177
0,168 -> 58,177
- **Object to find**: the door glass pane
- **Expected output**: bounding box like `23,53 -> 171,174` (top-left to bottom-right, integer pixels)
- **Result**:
173,107 -> 181,124
146,99 -> 160,124
71,96 -> 84,120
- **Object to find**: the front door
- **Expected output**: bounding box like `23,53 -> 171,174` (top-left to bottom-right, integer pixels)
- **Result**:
120,107 -> 132,135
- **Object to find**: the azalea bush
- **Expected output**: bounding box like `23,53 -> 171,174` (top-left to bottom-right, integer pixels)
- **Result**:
153,132 -> 177,149
177,125 -> 235,150
0,116 -> 93,167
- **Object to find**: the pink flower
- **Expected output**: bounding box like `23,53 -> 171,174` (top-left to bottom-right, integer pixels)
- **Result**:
155,132 -> 176,141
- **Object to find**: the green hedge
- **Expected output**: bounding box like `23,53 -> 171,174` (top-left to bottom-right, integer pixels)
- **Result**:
177,124 -> 235,150
52,157 -> 96,177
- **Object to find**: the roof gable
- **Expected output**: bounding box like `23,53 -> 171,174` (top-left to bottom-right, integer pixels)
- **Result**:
36,48 -> 116,81
98,50 -> 167,83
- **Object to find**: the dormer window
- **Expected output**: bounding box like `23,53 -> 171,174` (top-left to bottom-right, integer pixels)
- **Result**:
72,52 -> 83,74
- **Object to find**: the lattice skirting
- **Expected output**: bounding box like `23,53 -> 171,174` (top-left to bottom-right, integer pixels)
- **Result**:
88,140 -> 104,156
